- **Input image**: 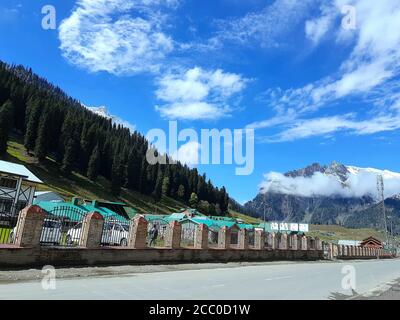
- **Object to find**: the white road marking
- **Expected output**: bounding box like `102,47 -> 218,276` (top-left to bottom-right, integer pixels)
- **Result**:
265,276 -> 293,281
209,284 -> 225,288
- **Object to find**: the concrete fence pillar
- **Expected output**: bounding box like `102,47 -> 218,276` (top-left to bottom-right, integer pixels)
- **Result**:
273,233 -> 279,249
218,226 -> 231,249
327,243 -> 333,259
79,212 -> 104,248
194,224 -> 209,249
290,234 -> 298,250
315,237 -> 322,251
165,221 -> 181,249
301,236 -> 308,250
13,205 -> 46,247
333,244 -> 339,257
238,228 -> 249,250
254,229 -> 265,250
338,245 -> 342,256
128,215 -> 148,249
275,233 -> 281,249
278,233 -> 289,250
309,237 -> 317,250
266,232 -> 276,249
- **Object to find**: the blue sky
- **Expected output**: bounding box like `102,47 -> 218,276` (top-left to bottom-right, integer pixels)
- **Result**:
1,0 -> 400,204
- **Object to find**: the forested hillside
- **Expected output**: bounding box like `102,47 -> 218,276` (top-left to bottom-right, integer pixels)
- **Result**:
0,61 -> 229,215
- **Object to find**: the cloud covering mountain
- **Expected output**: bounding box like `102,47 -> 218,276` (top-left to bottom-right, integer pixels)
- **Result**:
259,162 -> 400,199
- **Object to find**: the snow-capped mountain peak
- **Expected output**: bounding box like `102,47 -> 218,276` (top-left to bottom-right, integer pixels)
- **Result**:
83,105 -> 136,133
260,162 -> 400,199
346,165 -> 400,180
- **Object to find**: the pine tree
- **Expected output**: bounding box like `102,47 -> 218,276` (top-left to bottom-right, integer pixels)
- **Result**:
189,192 -> 199,208
177,184 -> 185,200
198,200 -> 210,214
0,100 -> 14,155
87,144 -> 101,181
111,155 -> 123,196
162,176 -> 170,197
139,157 -> 148,194
24,99 -> 41,153
125,149 -> 140,190
61,137 -> 77,175
34,106 -> 50,161
152,166 -> 163,200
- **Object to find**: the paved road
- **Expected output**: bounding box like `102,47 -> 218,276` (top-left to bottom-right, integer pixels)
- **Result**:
1,259 -> 400,300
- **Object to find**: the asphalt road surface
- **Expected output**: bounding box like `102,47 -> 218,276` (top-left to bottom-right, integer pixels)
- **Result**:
1,259 -> 400,300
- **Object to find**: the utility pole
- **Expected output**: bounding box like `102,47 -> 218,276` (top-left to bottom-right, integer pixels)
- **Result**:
377,175 -> 389,246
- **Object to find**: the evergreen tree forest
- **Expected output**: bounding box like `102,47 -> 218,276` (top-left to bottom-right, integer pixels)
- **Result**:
0,61 -> 230,215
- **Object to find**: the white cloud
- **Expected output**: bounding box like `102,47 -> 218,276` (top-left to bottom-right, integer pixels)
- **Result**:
251,0 -> 400,141
214,0 -> 315,48
266,114 -> 400,142
155,67 -> 247,120
305,6 -> 335,45
260,169 -> 400,199
59,0 -> 177,75
171,141 -> 200,166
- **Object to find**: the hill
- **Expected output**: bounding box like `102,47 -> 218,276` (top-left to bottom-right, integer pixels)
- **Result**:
0,60 -> 229,216
4,135 -> 187,215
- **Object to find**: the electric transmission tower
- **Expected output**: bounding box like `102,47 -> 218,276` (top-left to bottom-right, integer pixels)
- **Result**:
377,175 -> 389,245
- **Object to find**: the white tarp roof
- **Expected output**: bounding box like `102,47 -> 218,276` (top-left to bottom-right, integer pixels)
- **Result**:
338,240 -> 361,246
0,160 -> 43,184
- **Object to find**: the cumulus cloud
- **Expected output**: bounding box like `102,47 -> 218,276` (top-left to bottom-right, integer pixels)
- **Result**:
260,169 -> 400,199
171,141 -> 200,166
155,67 -> 247,120
59,0 -> 178,75
250,0 -> 400,142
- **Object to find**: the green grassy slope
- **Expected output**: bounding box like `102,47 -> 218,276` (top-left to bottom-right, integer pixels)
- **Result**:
3,136 -> 187,215
308,224 -> 398,243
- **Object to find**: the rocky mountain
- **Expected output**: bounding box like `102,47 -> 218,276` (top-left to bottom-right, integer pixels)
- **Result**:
345,194 -> 400,234
244,162 -> 400,232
